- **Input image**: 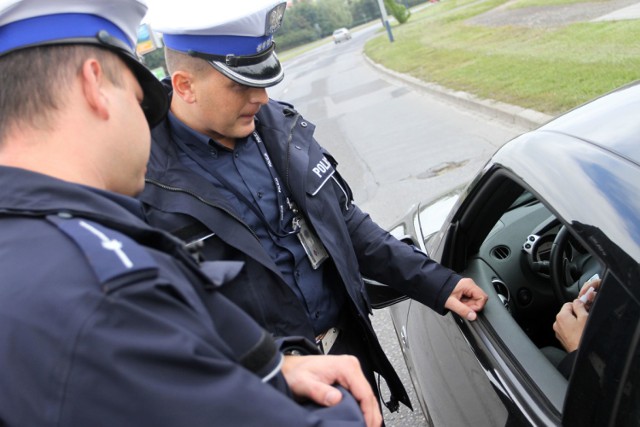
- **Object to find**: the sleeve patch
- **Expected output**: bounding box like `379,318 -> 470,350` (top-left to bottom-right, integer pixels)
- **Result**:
307,154 -> 335,196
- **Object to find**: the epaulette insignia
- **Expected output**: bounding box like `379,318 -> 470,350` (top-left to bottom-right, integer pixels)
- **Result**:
46,214 -> 158,287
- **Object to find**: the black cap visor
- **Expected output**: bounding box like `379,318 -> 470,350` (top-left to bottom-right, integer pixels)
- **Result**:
208,50 -> 284,88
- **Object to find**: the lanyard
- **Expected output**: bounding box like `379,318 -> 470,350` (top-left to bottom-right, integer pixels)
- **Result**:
251,131 -> 300,233
173,131 -> 299,238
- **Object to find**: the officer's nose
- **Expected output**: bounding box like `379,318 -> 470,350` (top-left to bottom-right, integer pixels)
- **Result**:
249,87 -> 269,106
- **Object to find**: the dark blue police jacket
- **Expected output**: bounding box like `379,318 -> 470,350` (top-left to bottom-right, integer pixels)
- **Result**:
0,166 -> 366,427
141,98 -> 464,411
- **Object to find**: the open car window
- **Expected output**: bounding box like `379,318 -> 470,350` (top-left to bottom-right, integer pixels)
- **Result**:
448,171 -> 607,421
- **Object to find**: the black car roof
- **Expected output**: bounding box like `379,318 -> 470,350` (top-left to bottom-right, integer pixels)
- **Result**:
538,80 -> 640,166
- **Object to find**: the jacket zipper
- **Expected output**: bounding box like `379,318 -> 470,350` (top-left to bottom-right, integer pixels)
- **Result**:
144,178 -> 261,242
284,111 -> 299,192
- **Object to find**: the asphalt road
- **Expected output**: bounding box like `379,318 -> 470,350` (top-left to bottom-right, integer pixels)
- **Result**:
269,26 -> 527,426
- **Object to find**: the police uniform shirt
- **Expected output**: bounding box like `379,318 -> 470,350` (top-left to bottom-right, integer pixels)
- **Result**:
167,112 -> 343,335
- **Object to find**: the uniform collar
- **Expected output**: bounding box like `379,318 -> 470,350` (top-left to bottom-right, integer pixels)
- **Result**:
167,110 -> 254,156
0,166 -> 147,225
168,110 -> 212,152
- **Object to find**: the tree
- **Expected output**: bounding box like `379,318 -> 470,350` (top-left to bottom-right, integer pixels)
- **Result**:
317,0 -> 353,36
350,0 -> 380,26
384,0 -> 411,24
275,0 -> 414,51
142,48 -> 166,73
276,2 -> 320,50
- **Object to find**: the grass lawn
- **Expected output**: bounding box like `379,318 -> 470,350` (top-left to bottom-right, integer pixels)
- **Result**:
364,0 -> 640,114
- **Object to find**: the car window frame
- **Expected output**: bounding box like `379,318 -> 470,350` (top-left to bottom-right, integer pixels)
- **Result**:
439,168 -> 580,423
456,169 -> 640,426
563,271 -> 640,425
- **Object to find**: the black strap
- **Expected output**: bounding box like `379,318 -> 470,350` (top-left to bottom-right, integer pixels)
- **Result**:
240,330 -> 279,375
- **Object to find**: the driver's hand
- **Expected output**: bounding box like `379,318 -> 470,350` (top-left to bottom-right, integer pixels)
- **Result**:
578,277 -> 601,311
553,300 -> 588,352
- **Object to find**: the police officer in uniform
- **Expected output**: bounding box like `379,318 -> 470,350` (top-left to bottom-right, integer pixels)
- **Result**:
140,0 -> 488,413
0,1 -> 382,426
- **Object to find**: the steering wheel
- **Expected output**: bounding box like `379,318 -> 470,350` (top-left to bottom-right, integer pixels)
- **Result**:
549,225 -> 599,303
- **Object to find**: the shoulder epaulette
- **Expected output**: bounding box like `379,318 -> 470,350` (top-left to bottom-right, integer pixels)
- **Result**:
46,214 -> 158,290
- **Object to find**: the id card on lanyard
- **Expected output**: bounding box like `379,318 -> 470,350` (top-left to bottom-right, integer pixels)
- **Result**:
254,131 -> 329,270
292,215 -> 329,269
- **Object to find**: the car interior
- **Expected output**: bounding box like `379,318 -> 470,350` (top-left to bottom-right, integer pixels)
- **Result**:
473,189 -> 601,349
440,170 -> 606,413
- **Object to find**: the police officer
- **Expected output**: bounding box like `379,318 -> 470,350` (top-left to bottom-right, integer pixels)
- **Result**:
140,0 -> 488,413
0,1 -> 381,426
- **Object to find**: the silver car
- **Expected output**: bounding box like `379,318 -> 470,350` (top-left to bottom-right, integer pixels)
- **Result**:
332,28 -> 351,44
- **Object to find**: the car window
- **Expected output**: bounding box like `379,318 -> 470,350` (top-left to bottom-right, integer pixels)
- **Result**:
613,330 -> 640,425
563,271 -> 640,425
479,186 -> 604,346
450,172 -> 613,420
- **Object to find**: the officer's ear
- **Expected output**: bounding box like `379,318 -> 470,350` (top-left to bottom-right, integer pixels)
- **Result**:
80,58 -> 111,121
171,70 -> 196,104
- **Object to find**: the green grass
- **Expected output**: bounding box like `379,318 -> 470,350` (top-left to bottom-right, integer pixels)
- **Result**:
364,0 -> 640,114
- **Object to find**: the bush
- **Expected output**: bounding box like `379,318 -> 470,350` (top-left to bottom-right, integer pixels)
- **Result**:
384,0 -> 411,24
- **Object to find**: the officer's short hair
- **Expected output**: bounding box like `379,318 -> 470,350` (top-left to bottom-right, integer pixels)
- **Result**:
0,45 -> 125,144
0,0 -> 168,130
164,46 -> 210,78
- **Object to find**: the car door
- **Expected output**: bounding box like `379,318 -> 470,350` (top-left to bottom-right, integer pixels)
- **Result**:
563,272 -> 640,426
404,171 -> 571,426
406,160 -> 640,426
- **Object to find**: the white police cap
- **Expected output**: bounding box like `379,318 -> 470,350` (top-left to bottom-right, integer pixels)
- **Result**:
152,0 -> 287,88
0,0 -> 168,126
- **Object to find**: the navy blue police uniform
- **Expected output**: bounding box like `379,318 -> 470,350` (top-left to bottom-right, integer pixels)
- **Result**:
142,94 -> 465,411
0,0 -> 366,425
164,110 -> 345,335
0,167 -> 366,427
142,0 -> 464,412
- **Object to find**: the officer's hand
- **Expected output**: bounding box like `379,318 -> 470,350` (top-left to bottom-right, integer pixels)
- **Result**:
445,278 -> 488,321
282,354 -> 382,427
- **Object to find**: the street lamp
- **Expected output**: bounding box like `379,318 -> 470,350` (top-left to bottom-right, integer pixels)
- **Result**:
376,0 -> 394,42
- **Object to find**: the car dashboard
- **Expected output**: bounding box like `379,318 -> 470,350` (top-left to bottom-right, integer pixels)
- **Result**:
472,194 -> 568,349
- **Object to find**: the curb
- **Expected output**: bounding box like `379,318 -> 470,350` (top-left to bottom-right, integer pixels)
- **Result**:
363,54 -> 554,130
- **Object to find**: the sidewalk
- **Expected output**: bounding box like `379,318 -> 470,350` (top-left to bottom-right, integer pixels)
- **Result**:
592,2 -> 640,21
